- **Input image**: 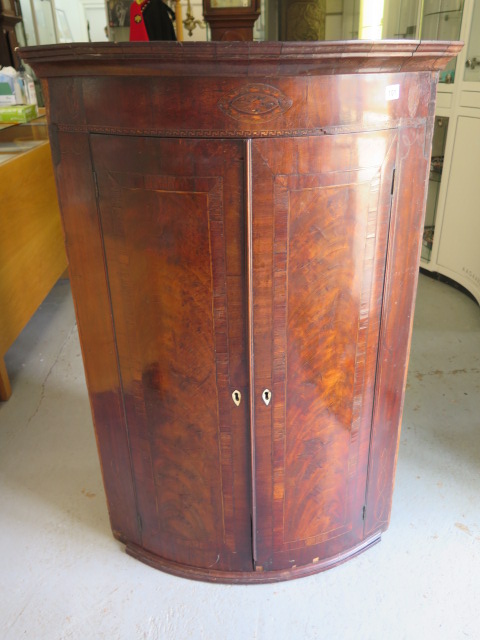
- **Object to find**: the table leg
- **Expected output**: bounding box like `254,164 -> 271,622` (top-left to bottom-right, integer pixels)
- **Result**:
0,356 -> 12,401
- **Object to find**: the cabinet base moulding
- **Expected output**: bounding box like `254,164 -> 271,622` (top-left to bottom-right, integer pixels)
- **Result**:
126,534 -> 382,584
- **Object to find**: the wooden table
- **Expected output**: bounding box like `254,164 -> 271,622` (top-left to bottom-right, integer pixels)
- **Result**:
0,115 -> 67,400
21,40 -> 461,582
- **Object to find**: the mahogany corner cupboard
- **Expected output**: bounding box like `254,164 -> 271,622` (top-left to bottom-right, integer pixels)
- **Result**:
21,40 -> 461,583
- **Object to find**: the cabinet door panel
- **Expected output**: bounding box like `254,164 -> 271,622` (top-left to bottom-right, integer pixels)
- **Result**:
90,136 -> 252,572
251,132 -> 397,571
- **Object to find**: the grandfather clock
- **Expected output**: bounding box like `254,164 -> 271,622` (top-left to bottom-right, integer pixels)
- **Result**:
0,0 -> 22,68
202,0 -> 260,41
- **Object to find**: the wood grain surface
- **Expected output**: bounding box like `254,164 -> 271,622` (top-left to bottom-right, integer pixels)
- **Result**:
91,135 -> 252,571
251,132 -> 397,571
20,40 -> 462,582
0,139 -> 67,400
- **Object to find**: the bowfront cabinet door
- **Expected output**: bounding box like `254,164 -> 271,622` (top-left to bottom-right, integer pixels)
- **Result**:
90,135 -> 253,573
250,132 -> 398,572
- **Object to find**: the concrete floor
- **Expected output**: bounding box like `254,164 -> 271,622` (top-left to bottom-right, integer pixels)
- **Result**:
0,274 -> 479,640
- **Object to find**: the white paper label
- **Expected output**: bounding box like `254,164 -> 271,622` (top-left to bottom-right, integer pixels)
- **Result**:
386,84 -> 400,101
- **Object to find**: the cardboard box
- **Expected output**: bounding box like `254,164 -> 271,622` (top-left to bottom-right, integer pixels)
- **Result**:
0,95 -> 16,106
0,81 -> 16,106
0,104 -> 38,123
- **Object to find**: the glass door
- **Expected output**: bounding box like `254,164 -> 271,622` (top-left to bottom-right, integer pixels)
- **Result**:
31,0 -> 56,43
416,1 -> 464,264
422,1 -> 464,84
463,0 -> 480,83
433,0 -> 480,302
422,116 -> 449,262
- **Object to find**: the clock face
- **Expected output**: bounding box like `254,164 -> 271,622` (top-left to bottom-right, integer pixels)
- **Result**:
210,0 -> 252,7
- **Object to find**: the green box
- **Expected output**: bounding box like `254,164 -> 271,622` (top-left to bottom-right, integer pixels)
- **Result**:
0,104 -> 38,123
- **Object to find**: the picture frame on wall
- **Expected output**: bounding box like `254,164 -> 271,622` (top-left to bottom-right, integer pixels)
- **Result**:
108,0 -> 130,28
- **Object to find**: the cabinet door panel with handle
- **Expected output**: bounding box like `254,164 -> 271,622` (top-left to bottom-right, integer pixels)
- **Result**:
251,132 -> 397,572
91,134 -> 252,573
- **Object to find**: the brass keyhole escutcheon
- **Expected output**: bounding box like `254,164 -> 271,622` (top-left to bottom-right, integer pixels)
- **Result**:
262,389 -> 271,406
232,390 -> 241,407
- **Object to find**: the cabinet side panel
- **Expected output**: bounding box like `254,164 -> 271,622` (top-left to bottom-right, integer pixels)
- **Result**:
365,123 -> 432,536
52,130 -> 140,545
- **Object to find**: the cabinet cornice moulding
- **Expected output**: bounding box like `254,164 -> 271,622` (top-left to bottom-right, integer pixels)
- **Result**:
20,40 -> 463,78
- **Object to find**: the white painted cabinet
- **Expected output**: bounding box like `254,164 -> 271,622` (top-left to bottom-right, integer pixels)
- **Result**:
422,0 -> 480,304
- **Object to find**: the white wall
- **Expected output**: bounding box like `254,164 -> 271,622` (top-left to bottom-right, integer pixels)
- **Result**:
55,0 -> 89,41
177,0 -> 207,41
19,0 -> 91,44
80,0 -> 109,41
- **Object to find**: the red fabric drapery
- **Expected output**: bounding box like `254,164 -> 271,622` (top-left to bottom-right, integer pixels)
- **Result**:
129,1 -> 149,41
